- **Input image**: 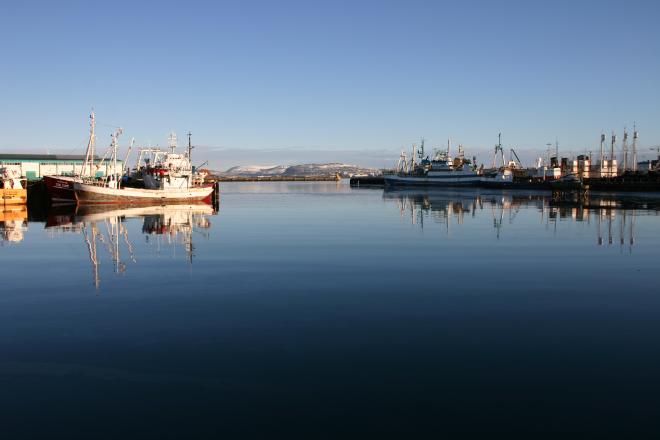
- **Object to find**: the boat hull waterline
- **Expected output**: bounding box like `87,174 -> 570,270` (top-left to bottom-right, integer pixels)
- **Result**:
73,182 -> 214,205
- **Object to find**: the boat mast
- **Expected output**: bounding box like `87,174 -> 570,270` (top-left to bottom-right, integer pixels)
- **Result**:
622,127 -> 629,171
610,132 -> 616,176
599,133 -> 605,172
81,111 -> 96,178
114,131 -> 118,187
168,132 -> 177,153
188,132 -> 193,163
110,127 -> 123,187
632,124 -> 638,172
410,144 -> 416,172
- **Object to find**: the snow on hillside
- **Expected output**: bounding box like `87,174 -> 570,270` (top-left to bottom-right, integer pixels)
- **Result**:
217,163 -> 380,177
221,165 -> 288,176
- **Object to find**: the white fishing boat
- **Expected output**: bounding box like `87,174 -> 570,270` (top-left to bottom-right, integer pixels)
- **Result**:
73,126 -> 214,205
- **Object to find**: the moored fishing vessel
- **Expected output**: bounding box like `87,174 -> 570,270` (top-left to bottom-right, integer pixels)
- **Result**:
1,167 -> 28,205
384,137 -> 514,187
384,139 -> 482,187
73,129 -> 214,204
383,133 -> 532,188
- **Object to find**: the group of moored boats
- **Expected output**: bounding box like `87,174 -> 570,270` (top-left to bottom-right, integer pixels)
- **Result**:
44,112 -> 214,205
383,137 -> 516,188
381,134 -> 656,190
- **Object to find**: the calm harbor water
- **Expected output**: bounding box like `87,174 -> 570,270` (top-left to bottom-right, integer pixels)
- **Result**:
2,182 -> 660,436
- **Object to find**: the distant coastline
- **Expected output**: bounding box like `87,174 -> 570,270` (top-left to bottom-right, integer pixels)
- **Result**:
209,162 -> 381,179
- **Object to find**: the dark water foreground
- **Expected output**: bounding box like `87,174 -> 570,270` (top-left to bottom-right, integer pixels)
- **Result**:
2,182 -> 660,437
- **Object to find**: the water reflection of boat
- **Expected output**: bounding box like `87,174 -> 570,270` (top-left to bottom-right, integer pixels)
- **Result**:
46,203 -> 216,288
383,187 -> 656,249
0,205 -> 28,243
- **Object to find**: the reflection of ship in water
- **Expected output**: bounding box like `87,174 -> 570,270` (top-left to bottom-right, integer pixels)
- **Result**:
383,187 -> 657,249
141,206 -> 213,263
46,204 -> 216,288
0,205 -> 28,243
383,188 -> 542,236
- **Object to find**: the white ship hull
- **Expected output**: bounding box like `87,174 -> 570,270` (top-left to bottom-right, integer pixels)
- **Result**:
74,182 -> 214,205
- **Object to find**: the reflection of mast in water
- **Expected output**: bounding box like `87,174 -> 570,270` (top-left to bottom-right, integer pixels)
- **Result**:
142,207 -> 212,264
629,209 -> 635,249
103,217 -> 126,274
95,217 -> 126,275
82,223 -> 100,290
619,210 -> 626,250
594,207 -> 635,251
621,209 -> 635,254
121,221 -> 137,263
383,189 -> 644,248
491,199 -> 504,239
46,203 -> 215,288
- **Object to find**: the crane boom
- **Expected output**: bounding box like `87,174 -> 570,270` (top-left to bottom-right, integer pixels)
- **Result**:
510,148 -> 523,168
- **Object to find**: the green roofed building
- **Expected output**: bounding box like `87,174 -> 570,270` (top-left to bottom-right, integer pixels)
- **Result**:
0,154 -> 123,180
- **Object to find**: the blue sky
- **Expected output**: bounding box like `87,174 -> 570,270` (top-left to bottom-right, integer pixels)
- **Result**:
1,0 -> 659,169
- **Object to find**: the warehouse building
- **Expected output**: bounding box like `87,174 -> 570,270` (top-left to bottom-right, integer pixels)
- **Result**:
0,154 -> 123,180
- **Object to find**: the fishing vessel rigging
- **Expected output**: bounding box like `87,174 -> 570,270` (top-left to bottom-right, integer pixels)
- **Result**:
384,135 -> 514,187
74,129 -> 214,204
44,112 -> 215,205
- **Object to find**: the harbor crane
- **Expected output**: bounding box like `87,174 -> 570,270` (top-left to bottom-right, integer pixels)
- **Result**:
510,148 -> 523,168
492,133 -> 506,168
123,138 -> 134,174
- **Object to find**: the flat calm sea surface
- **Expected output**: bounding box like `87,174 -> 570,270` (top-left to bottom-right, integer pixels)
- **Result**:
2,182 -> 660,437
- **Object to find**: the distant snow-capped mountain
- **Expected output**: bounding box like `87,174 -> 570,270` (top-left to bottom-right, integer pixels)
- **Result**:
222,165 -> 288,176
217,163 -> 380,177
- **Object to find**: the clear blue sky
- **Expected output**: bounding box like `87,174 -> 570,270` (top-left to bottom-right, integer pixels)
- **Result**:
1,0 -> 659,168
